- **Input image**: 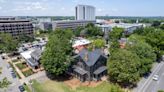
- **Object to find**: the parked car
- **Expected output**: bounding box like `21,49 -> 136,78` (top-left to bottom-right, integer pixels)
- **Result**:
7,64 -> 11,69
10,70 -> 16,78
153,75 -> 159,81
18,85 -> 25,92
9,68 -> 14,72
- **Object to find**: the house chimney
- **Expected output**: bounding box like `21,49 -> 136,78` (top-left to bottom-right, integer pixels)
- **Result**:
84,52 -> 88,62
92,45 -> 95,51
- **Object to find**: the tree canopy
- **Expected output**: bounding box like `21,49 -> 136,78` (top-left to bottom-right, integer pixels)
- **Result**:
108,49 -> 140,87
134,27 -> 164,59
85,23 -> 103,37
41,29 -> 73,76
92,39 -> 105,49
0,33 -> 18,53
109,27 -> 124,41
127,35 -> 156,76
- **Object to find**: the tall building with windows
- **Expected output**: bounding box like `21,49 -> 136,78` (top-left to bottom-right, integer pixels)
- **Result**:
0,20 -> 33,37
75,5 -> 95,20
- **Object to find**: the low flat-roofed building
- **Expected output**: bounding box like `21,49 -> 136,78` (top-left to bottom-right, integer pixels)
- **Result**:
108,23 -> 143,34
97,24 -> 112,41
0,20 -> 33,37
52,20 -> 96,30
21,48 -> 42,69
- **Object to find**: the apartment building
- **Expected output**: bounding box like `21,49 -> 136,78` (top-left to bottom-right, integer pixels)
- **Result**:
75,5 -> 96,20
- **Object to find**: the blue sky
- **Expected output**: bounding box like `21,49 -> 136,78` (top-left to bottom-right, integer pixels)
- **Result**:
0,0 -> 163,16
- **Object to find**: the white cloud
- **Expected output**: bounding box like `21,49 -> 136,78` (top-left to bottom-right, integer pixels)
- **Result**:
12,2 -> 46,11
0,6 -> 2,10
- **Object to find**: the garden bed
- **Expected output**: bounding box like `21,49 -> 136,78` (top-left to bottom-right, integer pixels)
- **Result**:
22,69 -> 34,77
12,59 -> 19,63
16,63 -> 27,70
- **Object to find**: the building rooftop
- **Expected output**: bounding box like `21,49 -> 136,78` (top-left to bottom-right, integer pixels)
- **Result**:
108,23 -> 143,29
72,38 -> 91,48
0,20 -> 30,23
53,20 -> 96,23
20,50 -> 34,60
31,49 -> 42,61
74,48 -> 107,66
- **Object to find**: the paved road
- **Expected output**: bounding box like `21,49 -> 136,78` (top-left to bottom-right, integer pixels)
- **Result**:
0,55 -> 21,92
133,61 -> 164,92
143,62 -> 164,92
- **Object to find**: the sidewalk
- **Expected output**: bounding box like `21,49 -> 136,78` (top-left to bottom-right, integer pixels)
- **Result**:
20,70 -> 47,84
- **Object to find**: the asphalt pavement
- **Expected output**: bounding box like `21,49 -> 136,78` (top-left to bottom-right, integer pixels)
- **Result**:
133,61 -> 164,92
0,55 -> 21,92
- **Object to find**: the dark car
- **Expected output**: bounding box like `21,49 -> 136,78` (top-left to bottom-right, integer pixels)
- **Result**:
11,72 -> 16,78
1,56 -> 5,59
18,85 -> 25,92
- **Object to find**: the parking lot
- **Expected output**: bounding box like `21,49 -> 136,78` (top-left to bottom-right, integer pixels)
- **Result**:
0,55 -> 21,92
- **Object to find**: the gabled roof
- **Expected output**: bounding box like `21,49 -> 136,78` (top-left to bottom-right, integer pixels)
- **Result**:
27,58 -> 39,67
94,66 -> 107,75
75,48 -> 107,66
30,49 -> 42,60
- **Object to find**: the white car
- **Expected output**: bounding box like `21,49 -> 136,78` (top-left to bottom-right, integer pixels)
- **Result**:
153,75 -> 159,81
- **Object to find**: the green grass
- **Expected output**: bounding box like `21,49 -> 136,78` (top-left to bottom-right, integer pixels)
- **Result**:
22,69 -> 34,77
16,63 -> 27,70
30,80 -> 124,92
22,69 -> 33,77
23,84 -> 31,92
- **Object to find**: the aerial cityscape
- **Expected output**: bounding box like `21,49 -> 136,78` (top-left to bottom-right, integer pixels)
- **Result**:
0,0 -> 164,92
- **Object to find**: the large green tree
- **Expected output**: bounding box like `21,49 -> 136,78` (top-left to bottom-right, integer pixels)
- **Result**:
85,23 -> 103,37
109,27 -> 124,41
127,35 -> 156,76
74,26 -> 84,37
0,33 -> 18,53
108,49 -> 140,87
41,29 -> 73,76
134,27 -> 164,59
92,39 -> 105,49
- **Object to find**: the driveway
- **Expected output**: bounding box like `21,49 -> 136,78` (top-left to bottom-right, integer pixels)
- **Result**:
0,55 -> 21,92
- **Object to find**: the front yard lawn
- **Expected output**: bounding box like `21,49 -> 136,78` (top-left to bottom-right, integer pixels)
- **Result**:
22,69 -> 34,77
16,63 -> 27,70
29,80 -> 124,92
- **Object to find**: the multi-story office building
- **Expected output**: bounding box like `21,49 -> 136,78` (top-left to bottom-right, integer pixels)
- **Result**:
0,17 -> 15,21
75,5 -> 95,20
39,22 -> 52,31
0,20 -> 33,37
52,20 -> 96,30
